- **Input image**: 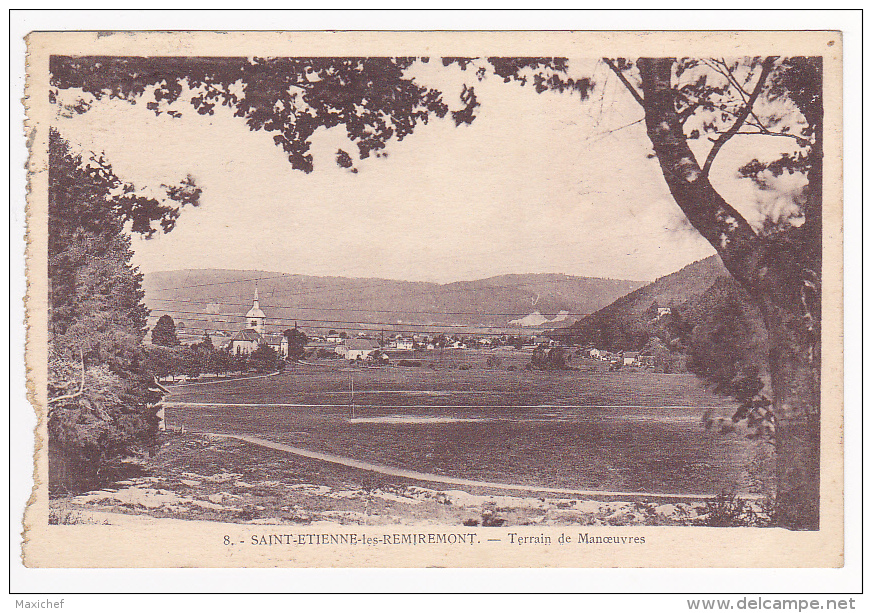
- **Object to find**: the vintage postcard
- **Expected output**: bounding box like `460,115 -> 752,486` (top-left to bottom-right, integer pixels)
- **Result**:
22,30 -> 843,568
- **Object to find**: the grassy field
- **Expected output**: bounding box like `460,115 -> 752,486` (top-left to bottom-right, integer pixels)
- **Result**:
165,351 -> 768,497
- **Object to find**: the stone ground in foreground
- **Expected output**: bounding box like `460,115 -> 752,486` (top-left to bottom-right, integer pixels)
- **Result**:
50,432 -> 769,527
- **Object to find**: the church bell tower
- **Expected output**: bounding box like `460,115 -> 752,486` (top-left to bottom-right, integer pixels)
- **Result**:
245,287 -> 266,334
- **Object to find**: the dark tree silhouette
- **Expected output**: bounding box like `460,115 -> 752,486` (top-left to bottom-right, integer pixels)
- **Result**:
48,130 -> 199,492
151,314 -> 181,347
249,344 -> 282,373
283,327 -> 309,361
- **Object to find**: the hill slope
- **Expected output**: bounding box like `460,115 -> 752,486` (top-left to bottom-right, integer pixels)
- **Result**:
563,256 -> 730,349
563,255 -> 769,388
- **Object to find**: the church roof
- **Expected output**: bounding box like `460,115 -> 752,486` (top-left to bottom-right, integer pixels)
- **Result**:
246,305 -> 266,319
233,329 -> 262,342
245,287 -> 266,319
345,339 -> 380,351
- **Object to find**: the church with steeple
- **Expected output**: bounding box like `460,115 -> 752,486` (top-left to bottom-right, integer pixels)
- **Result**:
246,287 -> 266,333
228,287 -> 288,358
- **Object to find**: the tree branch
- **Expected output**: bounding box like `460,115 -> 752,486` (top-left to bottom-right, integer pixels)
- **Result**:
678,102 -> 701,125
637,58 -> 763,292
707,59 -> 751,102
599,117 -> 645,137
603,58 -> 644,107
712,59 -> 783,144
712,128 -> 811,147
701,57 -> 776,178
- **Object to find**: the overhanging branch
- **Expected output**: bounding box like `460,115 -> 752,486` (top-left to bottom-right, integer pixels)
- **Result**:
638,57 -> 763,291
701,57 -> 776,178
603,58 -> 644,107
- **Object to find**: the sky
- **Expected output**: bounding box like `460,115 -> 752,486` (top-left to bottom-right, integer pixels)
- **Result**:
53,58 -> 802,284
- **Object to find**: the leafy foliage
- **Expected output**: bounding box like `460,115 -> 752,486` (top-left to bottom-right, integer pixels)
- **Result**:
608,56 -> 821,244
145,343 -> 247,381
48,130 -> 199,493
283,327 -> 309,361
695,490 -> 774,528
686,279 -> 774,440
51,56 -> 593,173
249,344 -> 282,373
151,314 -> 180,346
51,56 -> 452,172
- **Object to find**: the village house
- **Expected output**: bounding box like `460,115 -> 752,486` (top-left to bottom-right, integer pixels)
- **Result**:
229,328 -> 262,355
337,338 -> 381,360
637,354 -> 656,368
581,347 -> 603,359
621,351 -> 640,366
305,340 -> 339,359
394,337 -> 414,351
262,333 -> 288,356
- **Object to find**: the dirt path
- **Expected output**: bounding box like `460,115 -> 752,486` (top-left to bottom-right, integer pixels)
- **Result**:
167,401 -> 720,410
166,370 -> 282,389
205,431 -> 721,502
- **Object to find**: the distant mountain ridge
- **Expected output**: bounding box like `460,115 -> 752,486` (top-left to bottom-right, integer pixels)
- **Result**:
142,269 -> 644,337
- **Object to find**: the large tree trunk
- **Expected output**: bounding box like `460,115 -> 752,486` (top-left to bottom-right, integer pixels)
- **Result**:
760,291 -> 820,530
637,58 -> 821,530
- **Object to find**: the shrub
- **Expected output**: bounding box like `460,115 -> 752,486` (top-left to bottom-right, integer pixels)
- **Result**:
49,506 -> 109,525
694,490 -> 773,527
249,344 -> 281,373
480,505 -> 506,527
529,345 -> 573,371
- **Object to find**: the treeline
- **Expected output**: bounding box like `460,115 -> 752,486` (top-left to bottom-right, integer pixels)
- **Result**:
145,341 -> 283,380
147,314 -> 303,378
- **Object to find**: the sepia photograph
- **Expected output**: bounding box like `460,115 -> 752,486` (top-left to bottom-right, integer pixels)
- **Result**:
19,28 -> 845,572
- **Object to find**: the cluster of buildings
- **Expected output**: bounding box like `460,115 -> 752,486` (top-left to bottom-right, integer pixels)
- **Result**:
219,291 -> 644,365
220,292 -> 425,362
578,347 -> 653,367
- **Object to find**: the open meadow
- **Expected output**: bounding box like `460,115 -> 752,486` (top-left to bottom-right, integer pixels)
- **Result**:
164,350 -> 767,498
